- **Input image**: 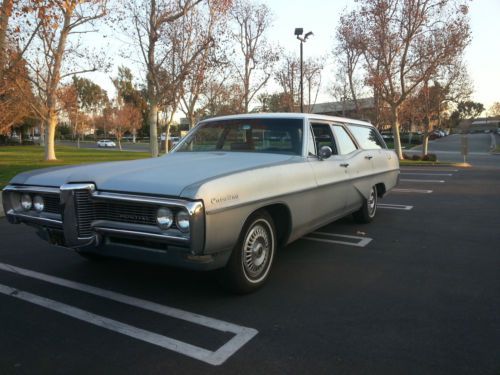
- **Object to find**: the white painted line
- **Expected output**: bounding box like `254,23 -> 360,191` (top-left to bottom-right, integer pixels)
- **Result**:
0,283 -> 217,364
400,173 -> 453,176
400,179 -> 445,183
400,168 -> 458,172
303,232 -> 372,247
392,188 -> 433,194
0,262 -> 257,366
377,203 -> 413,210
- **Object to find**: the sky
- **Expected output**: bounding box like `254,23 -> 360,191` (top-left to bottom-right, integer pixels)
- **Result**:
263,0 -> 500,110
89,0 -> 500,112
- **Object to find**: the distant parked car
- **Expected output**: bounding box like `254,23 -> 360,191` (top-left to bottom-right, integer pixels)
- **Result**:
97,139 -> 116,148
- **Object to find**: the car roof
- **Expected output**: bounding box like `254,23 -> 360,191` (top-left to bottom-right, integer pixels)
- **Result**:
199,112 -> 372,127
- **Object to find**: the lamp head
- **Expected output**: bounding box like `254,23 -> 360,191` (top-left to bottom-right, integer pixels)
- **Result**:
294,28 -> 303,36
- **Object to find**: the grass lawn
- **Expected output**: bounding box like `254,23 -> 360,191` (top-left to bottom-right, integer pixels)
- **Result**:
0,145 -> 150,189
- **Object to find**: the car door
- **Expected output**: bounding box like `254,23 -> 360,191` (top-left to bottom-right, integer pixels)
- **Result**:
331,124 -> 372,212
307,122 -> 352,223
346,124 -> 388,174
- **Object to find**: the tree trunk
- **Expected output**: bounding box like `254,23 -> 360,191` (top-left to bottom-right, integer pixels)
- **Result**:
0,0 -> 13,81
422,134 -> 429,156
45,111 -> 57,161
148,103 -> 159,157
391,105 -> 403,160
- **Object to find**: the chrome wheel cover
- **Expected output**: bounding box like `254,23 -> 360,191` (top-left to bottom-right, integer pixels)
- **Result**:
368,187 -> 377,217
242,219 -> 274,283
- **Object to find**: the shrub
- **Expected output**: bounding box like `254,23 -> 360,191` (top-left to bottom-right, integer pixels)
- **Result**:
411,154 -> 422,161
422,153 -> 437,162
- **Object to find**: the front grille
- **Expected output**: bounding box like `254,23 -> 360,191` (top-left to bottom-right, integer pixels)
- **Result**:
93,201 -> 158,226
75,190 -> 94,237
41,193 -> 61,214
73,190 -> 176,237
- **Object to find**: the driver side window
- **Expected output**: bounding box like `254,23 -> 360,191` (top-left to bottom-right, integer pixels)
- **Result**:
311,123 -> 338,155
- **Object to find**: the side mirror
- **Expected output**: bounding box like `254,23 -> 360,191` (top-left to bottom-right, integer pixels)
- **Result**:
319,146 -> 333,160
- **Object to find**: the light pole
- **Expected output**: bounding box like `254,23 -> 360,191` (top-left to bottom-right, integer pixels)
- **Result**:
295,28 -> 313,113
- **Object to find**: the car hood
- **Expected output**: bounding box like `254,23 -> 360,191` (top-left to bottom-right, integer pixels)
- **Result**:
10,152 -> 296,198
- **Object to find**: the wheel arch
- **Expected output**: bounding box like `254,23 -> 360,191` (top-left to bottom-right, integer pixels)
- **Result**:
251,203 -> 292,248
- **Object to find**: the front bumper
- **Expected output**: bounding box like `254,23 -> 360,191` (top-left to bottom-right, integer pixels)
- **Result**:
1,184 -> 228,270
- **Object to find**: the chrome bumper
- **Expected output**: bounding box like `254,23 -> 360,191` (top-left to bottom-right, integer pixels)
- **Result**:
2,184 -> 205,254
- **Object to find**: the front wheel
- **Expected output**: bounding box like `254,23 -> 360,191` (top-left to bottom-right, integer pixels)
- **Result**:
353,185 -> 378,223
218,210 -> 276,294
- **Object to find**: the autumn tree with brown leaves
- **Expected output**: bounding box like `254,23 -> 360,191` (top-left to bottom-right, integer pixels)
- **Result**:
338,0 -> 471,159
18,0 -> 109,160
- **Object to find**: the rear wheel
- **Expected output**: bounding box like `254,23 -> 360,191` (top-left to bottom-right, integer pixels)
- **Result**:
353,185 -> 377,223
218,210 -> 276,294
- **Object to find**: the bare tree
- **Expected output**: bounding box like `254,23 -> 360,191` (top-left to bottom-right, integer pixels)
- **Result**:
230,0 -> 278,112
19,0 -> 109,160
334,10 -> 364,114
274,54 -> 322,112
125,0 -> 207,157
348,0 -> 471,159
489,102 -> 500,117
179,1 -> 230,129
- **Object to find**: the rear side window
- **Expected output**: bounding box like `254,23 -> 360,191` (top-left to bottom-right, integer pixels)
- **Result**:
332,125 -> 357,155
348,125 -> 385,150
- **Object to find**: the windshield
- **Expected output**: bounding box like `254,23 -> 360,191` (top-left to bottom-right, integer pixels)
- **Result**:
175,118 -> 304,155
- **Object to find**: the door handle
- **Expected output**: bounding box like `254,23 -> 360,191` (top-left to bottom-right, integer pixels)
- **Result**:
365,155 -> 373,160
340,163 -> 349,168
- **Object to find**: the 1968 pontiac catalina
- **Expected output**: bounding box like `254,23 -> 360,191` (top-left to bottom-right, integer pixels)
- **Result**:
2,113 -> 399,293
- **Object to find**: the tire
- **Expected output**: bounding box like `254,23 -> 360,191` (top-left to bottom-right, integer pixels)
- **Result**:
353,185 -> 377,223
218,210 -> 276,294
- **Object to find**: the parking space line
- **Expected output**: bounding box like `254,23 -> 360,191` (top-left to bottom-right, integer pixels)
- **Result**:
303,233 -> 372,247
392,188 -> 433,194
400,173 -> 453,176
377,203 -> 413,210
0,262 -> 257,366
400,179 -> 445,183
400,168 -> 458,172
0,283 -> 218,364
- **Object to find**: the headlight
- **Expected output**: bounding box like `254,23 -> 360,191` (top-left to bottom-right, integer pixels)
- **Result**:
156,207 -> 173,229
33,195 -> 45,212
21,194 -> 32,211
176,209 -> 190,233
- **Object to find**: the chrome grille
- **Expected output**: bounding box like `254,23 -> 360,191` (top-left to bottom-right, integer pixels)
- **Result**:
41,193 -> 61,214
74,190 -> 94,237
73,190 -> 178,236
93,201 -> 158,226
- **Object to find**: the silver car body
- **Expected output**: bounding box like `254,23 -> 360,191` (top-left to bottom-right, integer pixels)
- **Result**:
2,113 -> 399,270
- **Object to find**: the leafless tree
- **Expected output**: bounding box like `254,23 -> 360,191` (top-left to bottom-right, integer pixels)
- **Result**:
229,0 -> 278,112
125,0 -> 216,157
179,1 -> 230,129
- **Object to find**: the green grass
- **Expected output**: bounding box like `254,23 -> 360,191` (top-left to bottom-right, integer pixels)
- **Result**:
0,145 -> 150,188
399,159 -> 454,166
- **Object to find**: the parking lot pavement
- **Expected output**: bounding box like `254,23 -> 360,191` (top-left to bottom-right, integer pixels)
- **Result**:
1,165 -> 499,374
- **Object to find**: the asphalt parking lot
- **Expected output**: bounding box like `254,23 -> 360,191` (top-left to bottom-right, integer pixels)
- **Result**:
1,163 -> 499,374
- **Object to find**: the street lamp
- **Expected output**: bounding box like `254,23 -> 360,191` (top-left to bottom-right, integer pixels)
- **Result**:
295,28 -> 313,113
